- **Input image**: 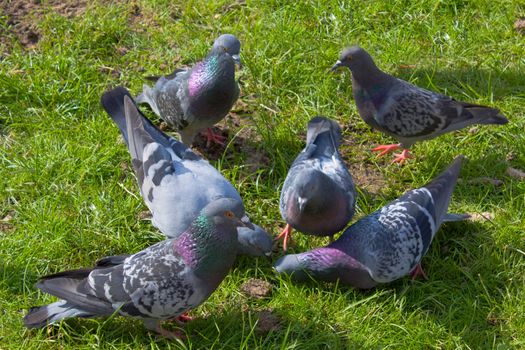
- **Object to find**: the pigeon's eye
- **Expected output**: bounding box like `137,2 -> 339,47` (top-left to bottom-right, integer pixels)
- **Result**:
224,211 -> 235,219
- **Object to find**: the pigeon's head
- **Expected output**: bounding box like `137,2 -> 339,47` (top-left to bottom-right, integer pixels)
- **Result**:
202,197 -> 253,231
274,254 -> 310,281
211,34 -> 241,66
330,46 -> 376,73
237,224 -> 273,257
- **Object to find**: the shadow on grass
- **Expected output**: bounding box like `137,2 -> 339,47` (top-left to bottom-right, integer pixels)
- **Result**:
393,66 -> 525,101
22,305 -> 359,349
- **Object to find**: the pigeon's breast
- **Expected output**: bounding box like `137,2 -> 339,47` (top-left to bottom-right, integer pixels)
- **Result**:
285,190 -> 350,236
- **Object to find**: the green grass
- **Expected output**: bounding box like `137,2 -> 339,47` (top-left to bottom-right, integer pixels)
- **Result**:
1,0 -> 524,348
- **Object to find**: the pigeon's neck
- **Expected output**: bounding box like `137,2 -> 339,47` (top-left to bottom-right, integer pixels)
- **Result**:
350,63 -> 391,91
301,248 -> 376,288
176,215 -> 237,281
188,54 -> 236,100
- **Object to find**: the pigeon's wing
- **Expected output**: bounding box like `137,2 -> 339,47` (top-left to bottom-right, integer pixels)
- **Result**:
376,81 -> 507,142
118,239 -> 203,319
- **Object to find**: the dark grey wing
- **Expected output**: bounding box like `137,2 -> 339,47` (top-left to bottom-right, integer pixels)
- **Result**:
376,82 -> 451,138
377,80 -> 506,142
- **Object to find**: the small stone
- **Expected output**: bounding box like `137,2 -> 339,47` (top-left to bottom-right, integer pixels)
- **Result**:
159,122 -> 169,131
240,278 -> 272,299
468,126 -> 479,134
137,210 -> 152,220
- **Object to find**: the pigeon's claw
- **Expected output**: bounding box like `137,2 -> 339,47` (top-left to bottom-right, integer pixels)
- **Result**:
391,149 -> 412,164
410,263 -> 428,280
371,143 -> 401,157
275,224 -> 293,252
204,128 -> 226,148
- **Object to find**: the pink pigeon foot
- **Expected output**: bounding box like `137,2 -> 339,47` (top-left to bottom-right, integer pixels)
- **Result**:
154,321 -> 186,340
410,263 -> 428,280
371,143 -> 401,157
391,149 -> 412,164
275,224 -> 293,252
204,128 -> 226,147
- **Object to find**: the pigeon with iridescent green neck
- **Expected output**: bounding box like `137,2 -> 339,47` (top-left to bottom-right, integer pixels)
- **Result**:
331,46 -> 508,164
24,198 -> 250,339
275,156 -> 469,288
136,34 -> 241,147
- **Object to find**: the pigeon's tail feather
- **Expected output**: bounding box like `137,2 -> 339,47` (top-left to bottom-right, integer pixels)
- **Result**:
136,84 -> 161,116
462,103 -> 508,125
96,255 -> 129,268
100,86 -> 134,144
24,300 -> 94,328
443,213 -> 470,222
424,155 -> 464,225
37,269 -> 113,315
305,116 -> 342,156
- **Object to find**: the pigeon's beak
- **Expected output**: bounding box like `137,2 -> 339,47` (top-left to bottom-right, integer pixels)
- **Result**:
231,54 -> 242,68
297,197 -> 307,213
239,215 -> 254,229
330,60 -> 343,72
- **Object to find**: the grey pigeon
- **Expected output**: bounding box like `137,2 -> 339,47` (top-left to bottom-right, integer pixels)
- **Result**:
331,46 -> 508,163
277,116 -> 356,251
24,198 -> 250,338
101,87 -> 269,257
274,156 -> 469,288
136,34 -> 241,147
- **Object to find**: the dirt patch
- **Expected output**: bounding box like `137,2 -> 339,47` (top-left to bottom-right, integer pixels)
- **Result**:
255,309 -> 282,335
0,222 -> 14,234
240,278 -> 273,299
1,0 -> 91,50
339,126 -> 387,195
515,18 -> 525,34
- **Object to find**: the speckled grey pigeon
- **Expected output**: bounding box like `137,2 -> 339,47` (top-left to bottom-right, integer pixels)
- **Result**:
136,34 -> 241,147
331,46 -> 508,163
24,198 -> 249,338
275,156 -> 469,288
277,116 -> 356,251
101,87 -> 269,256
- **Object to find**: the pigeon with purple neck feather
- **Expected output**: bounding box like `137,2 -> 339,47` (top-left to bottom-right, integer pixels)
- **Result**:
24,198 -> 250,339
101,87 -> 271,257
331,46 -> 508,164
274,156 -> 469,288
136,34 -> 241,147
276,116 -> 356,251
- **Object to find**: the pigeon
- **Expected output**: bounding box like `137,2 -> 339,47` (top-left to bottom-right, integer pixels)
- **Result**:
136,34 -> 241,147
24,198 -> 250,338
277,116 -> 356,251
331,46 -> 508,164
236,224 -> 273,257
274,156 -> 469,288
101,87 -> 269,257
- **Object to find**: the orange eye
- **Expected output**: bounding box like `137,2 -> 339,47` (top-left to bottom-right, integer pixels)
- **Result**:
225,211 -> 235,219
